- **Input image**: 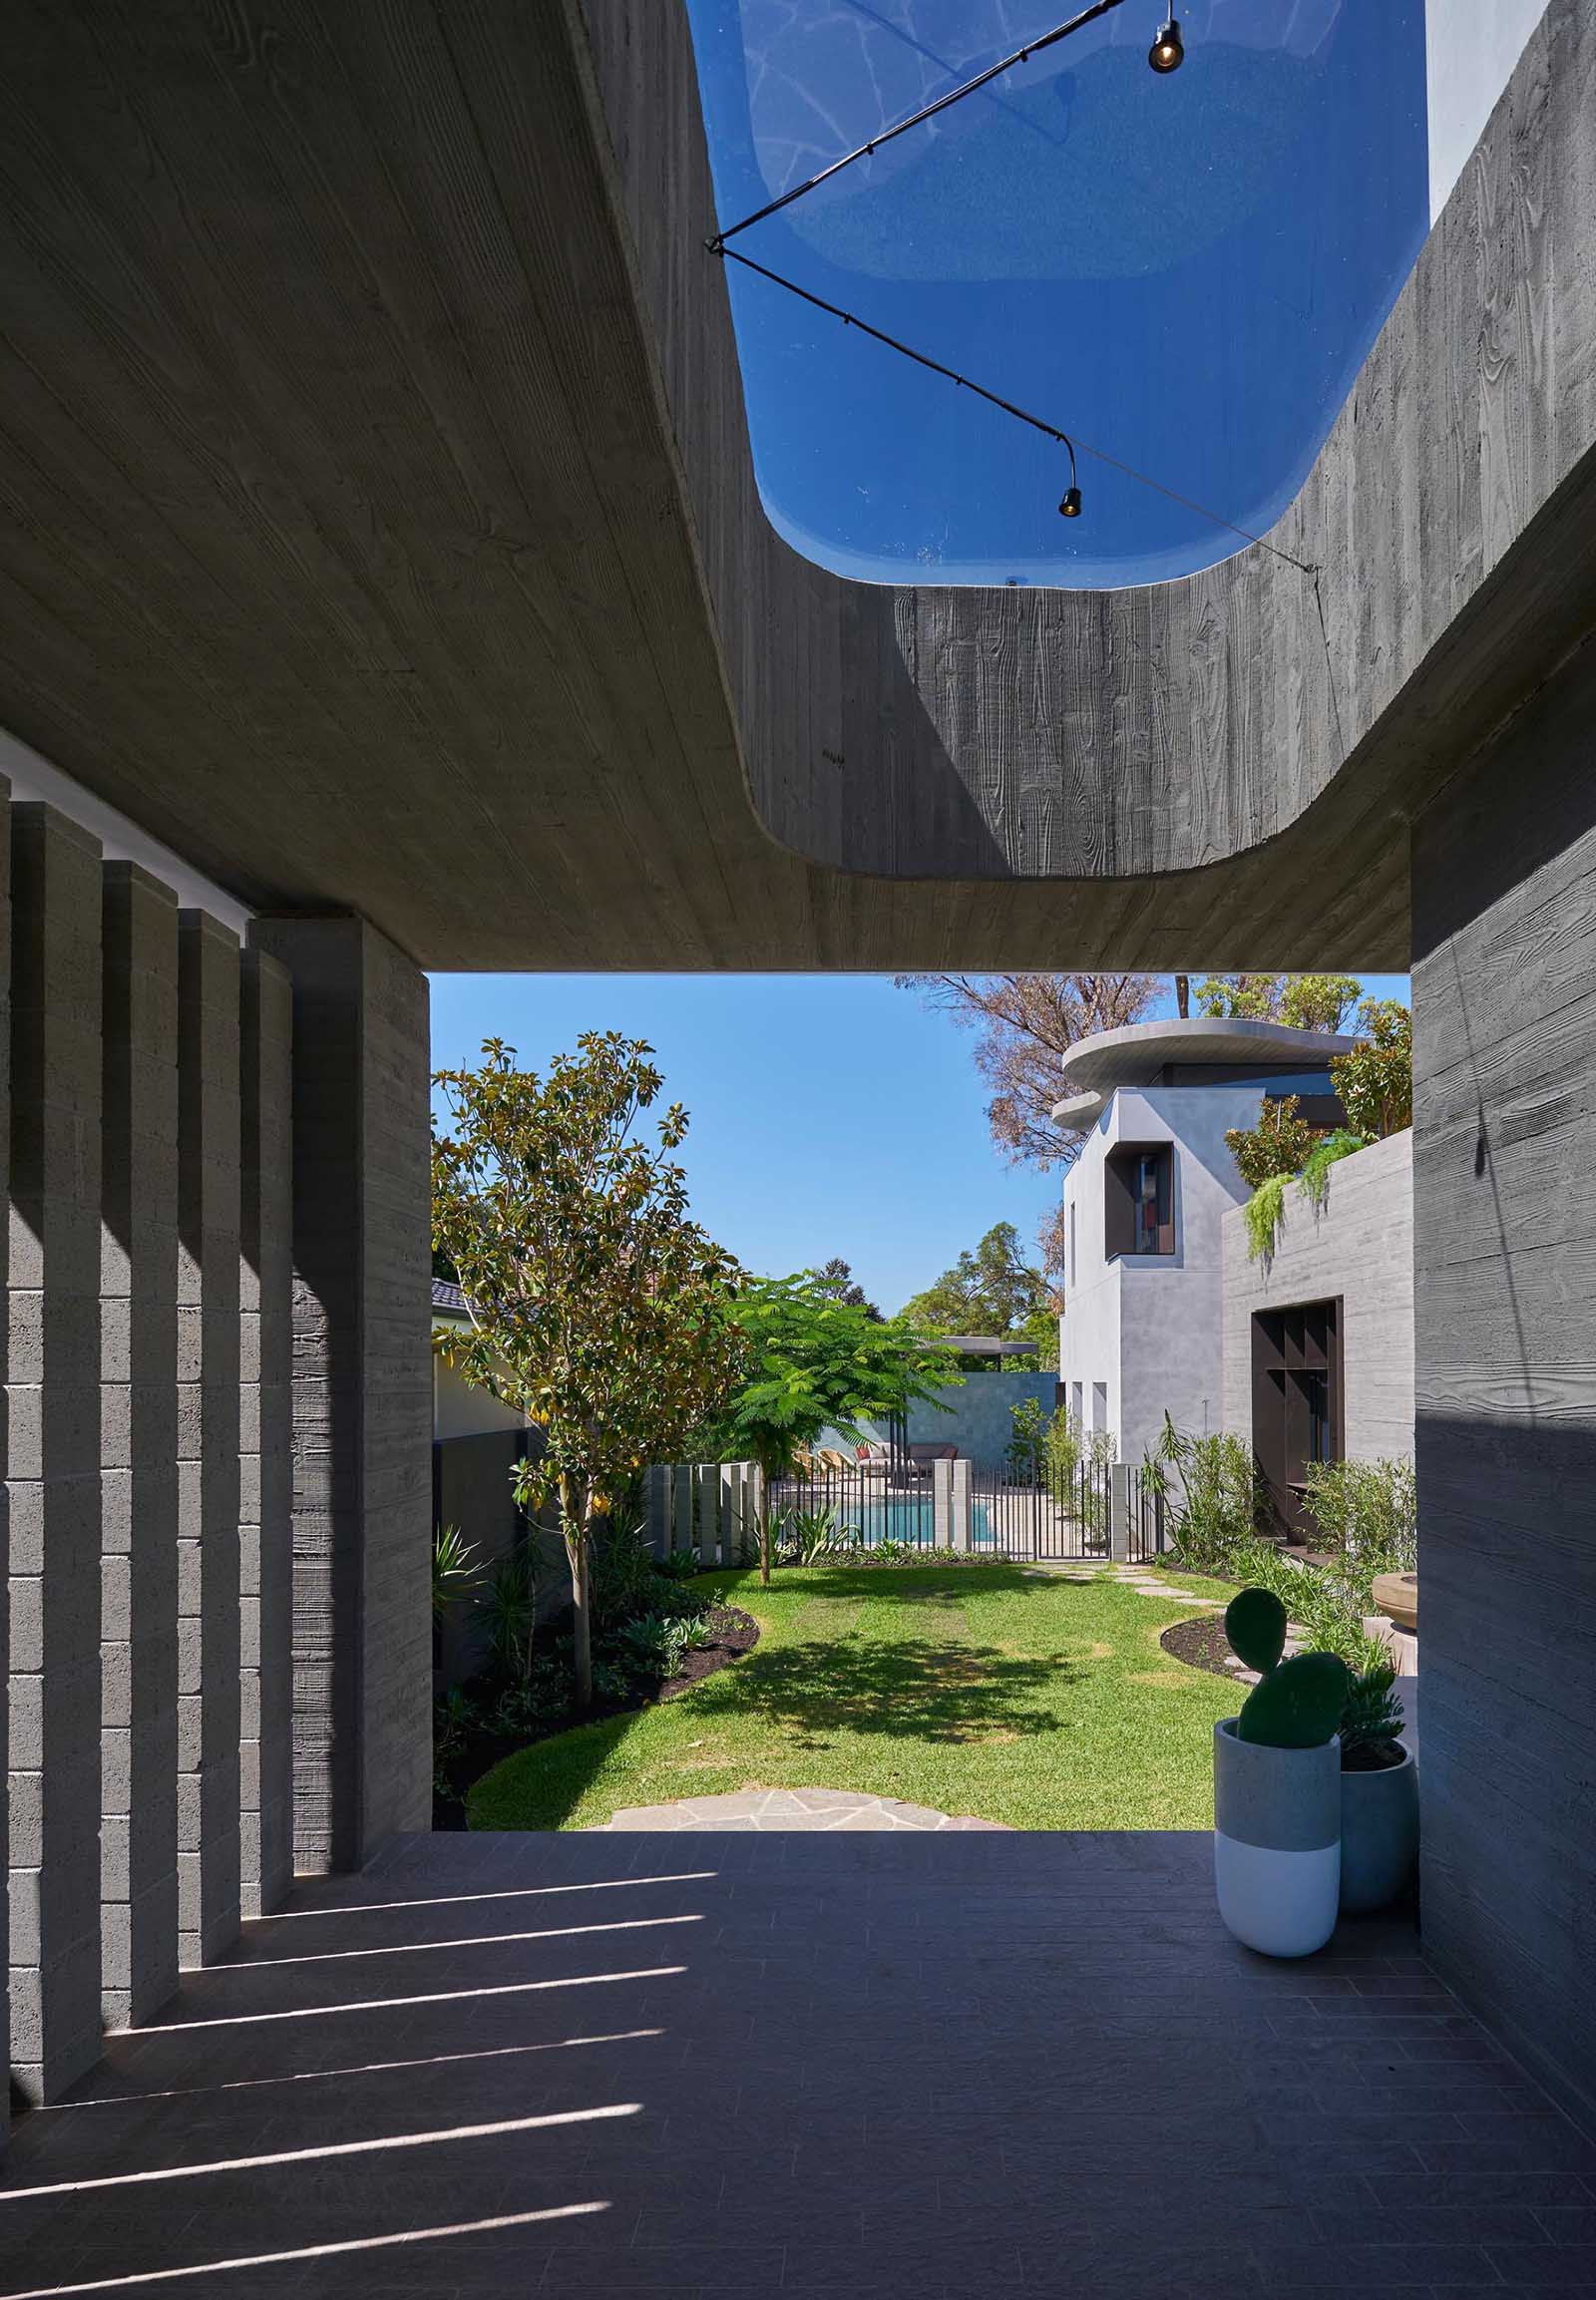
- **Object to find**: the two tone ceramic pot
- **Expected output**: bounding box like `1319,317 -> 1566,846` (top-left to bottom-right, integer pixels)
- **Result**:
1213,1719 -> 1342,1957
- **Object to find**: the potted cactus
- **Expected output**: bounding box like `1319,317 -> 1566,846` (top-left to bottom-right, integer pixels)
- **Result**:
1213,1588 -> 1350,1957
1338,1662 -> 1417,1913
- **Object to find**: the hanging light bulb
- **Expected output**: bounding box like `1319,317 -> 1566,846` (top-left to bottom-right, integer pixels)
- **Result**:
1148,14 -> 1184,71
1057,439 -> 1082,519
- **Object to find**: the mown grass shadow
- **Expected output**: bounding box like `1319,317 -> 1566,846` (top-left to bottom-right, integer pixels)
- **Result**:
469,1562 -> 1092,1827
687,1634 -> 1070,1748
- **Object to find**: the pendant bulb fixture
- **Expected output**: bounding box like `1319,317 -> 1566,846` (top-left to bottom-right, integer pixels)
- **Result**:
1148,13 -> 1184,71
1058,440 -> 1082,519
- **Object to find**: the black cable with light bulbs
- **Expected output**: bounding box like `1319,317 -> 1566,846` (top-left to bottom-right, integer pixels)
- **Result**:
711,243 -> 1318,573
699,5 -> 1322,568
704,0 -> 1140,254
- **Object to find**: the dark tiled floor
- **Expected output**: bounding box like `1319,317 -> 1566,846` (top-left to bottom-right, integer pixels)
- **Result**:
0,1830 -> 1591,2296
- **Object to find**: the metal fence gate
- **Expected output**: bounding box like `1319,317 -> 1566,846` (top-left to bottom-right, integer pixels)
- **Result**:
970,1456 -> 1113,1560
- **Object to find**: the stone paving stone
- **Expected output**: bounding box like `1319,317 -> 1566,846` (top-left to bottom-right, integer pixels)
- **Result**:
598,1785 -> 1016,1831
0,1830 -> 1588,2296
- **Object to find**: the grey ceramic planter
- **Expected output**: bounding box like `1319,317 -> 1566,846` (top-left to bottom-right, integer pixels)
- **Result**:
1214,1720 -> 1342,1957
1340,1742 -> 1418,1913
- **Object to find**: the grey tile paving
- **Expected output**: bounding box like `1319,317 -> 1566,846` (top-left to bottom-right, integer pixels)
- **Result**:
0,1830 -> 1589,2297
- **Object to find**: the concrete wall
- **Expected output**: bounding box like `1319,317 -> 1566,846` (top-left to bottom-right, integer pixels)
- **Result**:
827,1372 -> 1057,1470
1060,1085 -> 1261,1469
1410,633 -> 1596,2136
1221,1132 -> 1415,1465
432,1430 -> 535,1686
434,1346 -> 531,1442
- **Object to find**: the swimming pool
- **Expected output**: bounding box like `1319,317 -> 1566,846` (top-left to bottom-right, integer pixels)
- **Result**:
846,1499 -> 994,1548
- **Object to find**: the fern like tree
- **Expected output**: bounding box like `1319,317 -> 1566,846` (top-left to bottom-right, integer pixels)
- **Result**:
716,1278 -> 959,1584
431,1034 -> 747,1710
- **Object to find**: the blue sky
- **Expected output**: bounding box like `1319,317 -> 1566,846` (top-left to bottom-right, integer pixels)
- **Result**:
428,973 -> 1410,1317
687,0 -> 1427,584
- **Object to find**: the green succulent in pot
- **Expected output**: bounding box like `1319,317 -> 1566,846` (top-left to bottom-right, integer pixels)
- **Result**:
1212,1585 -> 1349,1957
1336,1659 -> 1418,1915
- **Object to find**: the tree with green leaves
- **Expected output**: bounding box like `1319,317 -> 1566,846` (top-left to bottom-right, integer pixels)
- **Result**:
1280,975 -> 1364,1033
1332,999 -> 1412,1138
717,1277 -> 958,1584
1194,973 -> 1363,1030
431,1034 -> 746,1710
812,1256 -> 883,1321
901,1220 -> 1050,1341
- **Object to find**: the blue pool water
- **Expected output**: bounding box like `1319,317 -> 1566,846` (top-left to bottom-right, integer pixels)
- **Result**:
849,1500 -> 993,1548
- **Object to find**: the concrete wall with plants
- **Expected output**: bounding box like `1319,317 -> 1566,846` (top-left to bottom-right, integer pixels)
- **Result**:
838,1371 -> 1057,1470
1221,1130 -> 1414,1463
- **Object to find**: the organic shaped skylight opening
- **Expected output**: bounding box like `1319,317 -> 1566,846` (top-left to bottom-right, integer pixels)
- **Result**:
687,0 -> 1428,586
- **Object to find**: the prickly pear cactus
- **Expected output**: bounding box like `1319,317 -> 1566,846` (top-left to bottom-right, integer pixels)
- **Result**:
1237,1651 -> 1350,1748
1225,1587 -> 1287,1676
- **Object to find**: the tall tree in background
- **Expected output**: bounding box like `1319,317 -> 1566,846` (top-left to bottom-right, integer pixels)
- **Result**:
898,972 -> 1159,1166
432,1034 -> 746,1710
900,973 -> 1159,1282
812,1257 -> 883,1322
1194,974 -> 1364,1032
901,1221 -> 1051,1340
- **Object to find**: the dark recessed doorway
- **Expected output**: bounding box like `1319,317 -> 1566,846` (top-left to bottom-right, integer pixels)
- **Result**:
1252,1299 -> 1343,1542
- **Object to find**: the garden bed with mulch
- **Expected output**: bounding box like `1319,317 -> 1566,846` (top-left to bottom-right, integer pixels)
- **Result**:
1160,1610 -> 1247,1682
433,1603 -> 759,1830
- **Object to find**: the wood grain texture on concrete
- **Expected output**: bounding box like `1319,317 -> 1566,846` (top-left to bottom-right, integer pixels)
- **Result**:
1222,1129 -> 1416,1465
0,5 -> 1590,967
1411,627 -> 1596,2143
0,1830 -> 1589,2297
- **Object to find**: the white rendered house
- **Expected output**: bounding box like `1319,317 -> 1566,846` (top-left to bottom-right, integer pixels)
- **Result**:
1054,1018 -> 1360,1475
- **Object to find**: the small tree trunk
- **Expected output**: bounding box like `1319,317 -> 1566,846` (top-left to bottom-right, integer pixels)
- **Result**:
1175,973 -> 1190,1020
759,1458 -> 773,1586
561,1476 -> 594,1712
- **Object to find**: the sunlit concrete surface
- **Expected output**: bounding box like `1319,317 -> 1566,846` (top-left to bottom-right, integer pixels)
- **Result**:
2,1830 -> 1589,2297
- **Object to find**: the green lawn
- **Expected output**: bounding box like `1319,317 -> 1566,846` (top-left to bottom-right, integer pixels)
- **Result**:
467,1561 -> 1242,1832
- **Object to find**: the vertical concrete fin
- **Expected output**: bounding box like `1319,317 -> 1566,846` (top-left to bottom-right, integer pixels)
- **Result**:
239,950 -> 293,1916
249,918 -> 430,1872
100,863 -> 180,2026
8,801 -> 104,2103
0,781 -> 9,2144
176,912 -> 241,1965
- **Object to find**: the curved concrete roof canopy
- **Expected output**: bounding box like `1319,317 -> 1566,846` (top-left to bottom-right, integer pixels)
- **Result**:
0,3 -> 1588,969
1049,1015 -> 1361,1127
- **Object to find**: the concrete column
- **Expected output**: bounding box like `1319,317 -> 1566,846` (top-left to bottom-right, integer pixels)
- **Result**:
0,784 -> 9,2144
176,914 -> 240,1966
672,1467 -> 693,1559
238,951 -> 293,1918
932,1459 -> 954,1549
1109,1465 -> 1132,1563
100,865 -> 179,2026
950,1458 -> 972,1552
643,1464 -> 670,1560
250,918 -> 430,1872
8,803 -> 103,2103
696,1465 -> 718,1568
